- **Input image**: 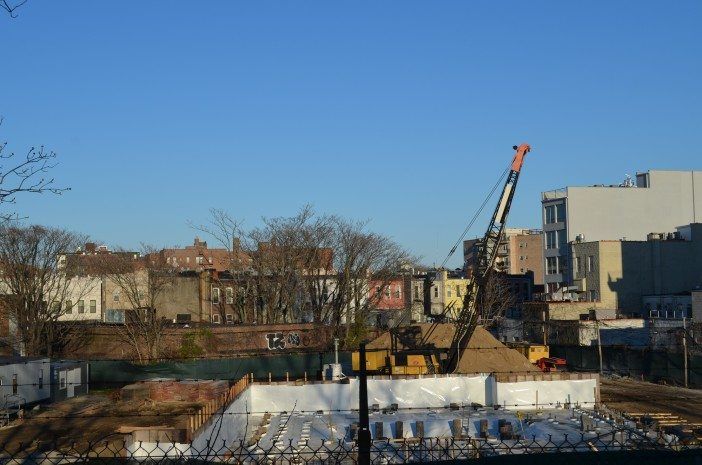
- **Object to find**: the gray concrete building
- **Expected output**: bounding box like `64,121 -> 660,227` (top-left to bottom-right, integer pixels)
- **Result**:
571,223 -> 702,315
541,170 -> 702,292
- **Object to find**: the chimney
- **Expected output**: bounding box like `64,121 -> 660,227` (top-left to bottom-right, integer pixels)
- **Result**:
85,242 -> 97,254
194,236 -> 207,248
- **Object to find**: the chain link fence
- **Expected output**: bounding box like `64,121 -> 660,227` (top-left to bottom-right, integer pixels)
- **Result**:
1,428 -> 698,464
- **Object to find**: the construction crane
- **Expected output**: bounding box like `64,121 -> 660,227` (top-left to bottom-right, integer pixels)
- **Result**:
443,143 -> 531,373
353,144 -> 531,376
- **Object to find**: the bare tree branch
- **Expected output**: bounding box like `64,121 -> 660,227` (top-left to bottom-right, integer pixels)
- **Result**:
0,0 -> 28,18
0,117 -> 69,221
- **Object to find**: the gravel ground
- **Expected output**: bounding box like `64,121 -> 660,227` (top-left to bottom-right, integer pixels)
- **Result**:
601,376 -> 702,425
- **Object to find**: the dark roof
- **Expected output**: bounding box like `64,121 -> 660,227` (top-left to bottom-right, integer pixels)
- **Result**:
0,356 -> 49,367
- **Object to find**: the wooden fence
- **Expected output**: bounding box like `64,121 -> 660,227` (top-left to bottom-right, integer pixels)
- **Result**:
187,374 -> 252,440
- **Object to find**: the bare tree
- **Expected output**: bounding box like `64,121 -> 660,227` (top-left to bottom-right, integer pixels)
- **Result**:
192,206 -> 413,341
329,217 -> 412,346
0,118 -> 68,221
0,0 -> 28,18
0,224 -> 93,356
97,247 -> 175,362
477,271 -> 517,327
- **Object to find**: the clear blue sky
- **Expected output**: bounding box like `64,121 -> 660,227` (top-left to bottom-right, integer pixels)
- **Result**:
2,1 -> 701,267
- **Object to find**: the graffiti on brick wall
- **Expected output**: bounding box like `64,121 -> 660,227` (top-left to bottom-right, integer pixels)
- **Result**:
265,332 -> 308,350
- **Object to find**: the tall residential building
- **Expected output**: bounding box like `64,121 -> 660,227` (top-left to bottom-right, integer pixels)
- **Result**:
464,228 -> 543,284
541,170 -> 702,293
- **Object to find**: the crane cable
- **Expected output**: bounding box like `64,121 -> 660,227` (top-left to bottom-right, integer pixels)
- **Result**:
438,162 -> 511,270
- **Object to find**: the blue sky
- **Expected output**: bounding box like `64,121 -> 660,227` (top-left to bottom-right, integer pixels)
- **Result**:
2,1 -> 700,267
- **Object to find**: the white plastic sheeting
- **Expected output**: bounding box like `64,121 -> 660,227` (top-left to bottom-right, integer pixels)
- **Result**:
251,375 -> 489,413
366,376 -> 489,409
127,441 -> 191,458
193,375 -> 599,445
495,379 -> 597,410
192,387 -> 252,451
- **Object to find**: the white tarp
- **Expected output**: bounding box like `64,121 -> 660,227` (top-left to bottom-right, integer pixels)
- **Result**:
495,379 -> 597,410
251,375 -> 489,413
192,387 -> 252,451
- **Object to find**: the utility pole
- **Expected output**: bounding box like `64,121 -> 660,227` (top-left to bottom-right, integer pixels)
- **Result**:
596,320 -> 603,375
542,309 -> 547,345
683,317 -> 689,389
358,343 -> 371,465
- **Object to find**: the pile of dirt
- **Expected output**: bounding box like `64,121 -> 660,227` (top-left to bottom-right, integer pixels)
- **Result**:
365,324 -> 538,374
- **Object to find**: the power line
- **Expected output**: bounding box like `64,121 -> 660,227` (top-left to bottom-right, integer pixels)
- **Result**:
438,163 -> 511,270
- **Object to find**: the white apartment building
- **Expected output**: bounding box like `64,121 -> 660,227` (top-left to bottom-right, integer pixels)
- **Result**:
541,170 -> 702,293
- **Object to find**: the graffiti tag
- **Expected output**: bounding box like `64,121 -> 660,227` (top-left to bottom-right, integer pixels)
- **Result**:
265,332 -> 302,350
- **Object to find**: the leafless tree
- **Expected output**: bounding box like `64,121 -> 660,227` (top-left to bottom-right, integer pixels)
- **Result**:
0,224 -> 93,356
192,206 -> 413,341
0,0 -> 27,18
328,217 -> 412,345
97,246 -> 175,363
0,118 -> 68,221
477,271 -> 517,327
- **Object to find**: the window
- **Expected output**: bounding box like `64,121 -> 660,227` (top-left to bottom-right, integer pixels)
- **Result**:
212,287 -> 221,304
414,285 -> 420,299
38,370 -> 43,389
546,257 -> 558,275
434,286 -> 439,298
546,231 -> 557,249
376,286 -> 382,297
589,290 -> 599,301
558,257 -> 568,274
226,287 -> 234,304
556,203 -> 566,222
65,300 -> 73,314
51,302 -> 61,314
394,286 -> 401,299
212,314 -> 221,324
78,300 -> 85,314
176,314 -> 192,323
587,256 -> 595,272
196,256 -> 203,265
545,205 -> 556,224
60,373 -> 66,389
384,286 -> 390,297
447,287 -> 452,298
456,285 -> 461,297
186,256 -> 190,263
113,291 -> 120,302
12,374 -> 17,395
226,314 -> 234,324
90,300 -> 97,313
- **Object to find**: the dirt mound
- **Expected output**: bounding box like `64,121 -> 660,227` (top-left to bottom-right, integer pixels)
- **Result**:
366,324 -> 505,350
365,324 -> 538,374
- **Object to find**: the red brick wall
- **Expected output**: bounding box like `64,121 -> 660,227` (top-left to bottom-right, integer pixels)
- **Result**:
61,323 -> 335,359
147,380 -> 229,402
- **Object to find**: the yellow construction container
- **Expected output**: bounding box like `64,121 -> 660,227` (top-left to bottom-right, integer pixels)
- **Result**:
508,343 -> 549,364
352,349 -> 389,372
351,350 -> 439,375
